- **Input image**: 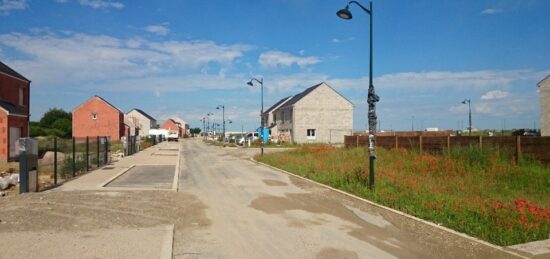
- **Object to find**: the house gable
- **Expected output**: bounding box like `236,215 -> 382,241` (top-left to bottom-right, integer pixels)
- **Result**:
0,61 -> 30,83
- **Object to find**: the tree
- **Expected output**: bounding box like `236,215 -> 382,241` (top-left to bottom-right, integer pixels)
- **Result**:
51,118 -> 72,138
190,128 -> 202,135
40,108 -> 71,128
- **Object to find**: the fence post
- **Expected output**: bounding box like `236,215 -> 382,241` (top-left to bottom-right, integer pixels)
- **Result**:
516,136 -> 521,163
96,136 -> 100,168
419,136 -> 423,154
479,136 -> 483,150
356,135 -> 359,148
395,135 -> 398,149
86,136 -> 89,171
104,137 -> 109,165
54,137 -> 57,185
447,136 -> 451,155
72,137 -> 76,177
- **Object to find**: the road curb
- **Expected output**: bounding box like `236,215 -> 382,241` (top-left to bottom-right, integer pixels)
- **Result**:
250,157 -> 529,259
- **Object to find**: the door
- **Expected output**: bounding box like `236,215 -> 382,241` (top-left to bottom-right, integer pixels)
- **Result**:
9,127 -> 21,159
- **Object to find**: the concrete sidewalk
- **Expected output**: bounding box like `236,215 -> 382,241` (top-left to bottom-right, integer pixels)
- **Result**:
53,141 -> 181,191
0,141 -> 183,259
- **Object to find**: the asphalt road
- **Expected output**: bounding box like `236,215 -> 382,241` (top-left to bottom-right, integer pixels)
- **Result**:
174,139 -> 518,258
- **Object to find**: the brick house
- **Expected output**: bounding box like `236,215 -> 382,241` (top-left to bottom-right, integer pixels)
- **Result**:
126,108 -> 157,136
0,61 -> 31,161
72,95 -> 125,141
171,117 -> 189,137
160,119 -> 182,136
270,82 -> 353,144
538,75 -> 550,136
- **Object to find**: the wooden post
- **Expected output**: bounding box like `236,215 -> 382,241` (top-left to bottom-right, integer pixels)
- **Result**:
516,136 -> 521,163
479,136 -> 483,150
356,135 -> 359,148
395,135 -> 398,149
447,136 -> 451,155
419,136 -> 423,154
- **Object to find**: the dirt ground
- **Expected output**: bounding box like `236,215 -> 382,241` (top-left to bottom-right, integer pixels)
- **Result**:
0,190 -> 210,256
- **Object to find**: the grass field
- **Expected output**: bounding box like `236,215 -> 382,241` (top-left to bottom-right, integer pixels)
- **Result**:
256,145 -> 550,246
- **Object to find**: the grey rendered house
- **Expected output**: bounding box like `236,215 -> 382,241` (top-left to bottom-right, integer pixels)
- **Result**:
126,108 -> 157,136
270,82 -> 353,144
538,75 -> 550,136
262,95 -> 292,136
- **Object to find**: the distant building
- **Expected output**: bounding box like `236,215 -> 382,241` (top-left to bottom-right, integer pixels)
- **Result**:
538,75 -> 550,136
160,118 -> 182,137
126,108 -> 157,136
0,61 -> 31,161
72,95 -> 125,141
269,82 -> 353,144
171,117 -> 189,137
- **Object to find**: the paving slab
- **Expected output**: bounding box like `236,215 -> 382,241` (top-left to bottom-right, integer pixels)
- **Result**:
0,225 -> 174,259
106,165 -> 176,189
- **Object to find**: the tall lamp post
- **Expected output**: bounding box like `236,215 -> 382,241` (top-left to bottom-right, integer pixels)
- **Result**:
200,117 -> 206,140
337,1 -> 379,190
462,99 -> 472,136
206,112 -> 213,138
216,105 -> 226,142
247,77 -> 265,156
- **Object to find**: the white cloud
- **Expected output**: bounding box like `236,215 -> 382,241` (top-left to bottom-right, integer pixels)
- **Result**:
145,24 -> 170,36
78,0 -> 124,9
258,50 -> 320,69
331,37 -> 355,44
481,90 -> 509,100
55,0 -> 69,3
150,40 -> 253,68
372,70 -> 547,91
0,32 -> 253,85
481,8 -> 502,15
0,0 -> 28,15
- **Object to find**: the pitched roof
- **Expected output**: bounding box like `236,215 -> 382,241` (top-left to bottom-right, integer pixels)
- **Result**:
264,96 -> 292,115
73,95 -> 123,113
0,99 -> 26,116
273,82 -> 353,112
0,60 -> 30,82
537,74 -> 550,87
129,108 -> 156,121
278,82 -> 324,109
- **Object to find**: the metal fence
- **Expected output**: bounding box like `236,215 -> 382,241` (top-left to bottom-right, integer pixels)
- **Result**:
36,136 -> 110,191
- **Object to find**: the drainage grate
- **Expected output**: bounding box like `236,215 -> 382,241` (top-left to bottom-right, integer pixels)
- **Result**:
102,167 -> 115,170
105,165 -> 175,189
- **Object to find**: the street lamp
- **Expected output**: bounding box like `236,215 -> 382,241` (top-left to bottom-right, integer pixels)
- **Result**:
337,0 -> 379,190
207,112 -> 213,138
216,105 -> 226,142
200,117 -> 206,139
462,99 -> 472,136
247,77 -> 265,156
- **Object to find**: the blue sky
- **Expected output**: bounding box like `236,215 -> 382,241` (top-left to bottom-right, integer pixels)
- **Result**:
1,0 -> 549,132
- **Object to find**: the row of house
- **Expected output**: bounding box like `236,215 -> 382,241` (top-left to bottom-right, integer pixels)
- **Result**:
72,95 -> 189,141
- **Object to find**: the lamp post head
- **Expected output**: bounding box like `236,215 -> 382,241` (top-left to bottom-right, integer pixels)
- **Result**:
462,99 -> 470,104
246,80 -> 253,86
337,5 -> 352,20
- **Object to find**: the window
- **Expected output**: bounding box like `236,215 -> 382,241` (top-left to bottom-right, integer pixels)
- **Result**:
281,111 -> 285,124
273,113 -> 277,123
19,88 -> 23,106
307,129 -> 316,139
92,113 -> 97,120
289,110 -> 292,122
